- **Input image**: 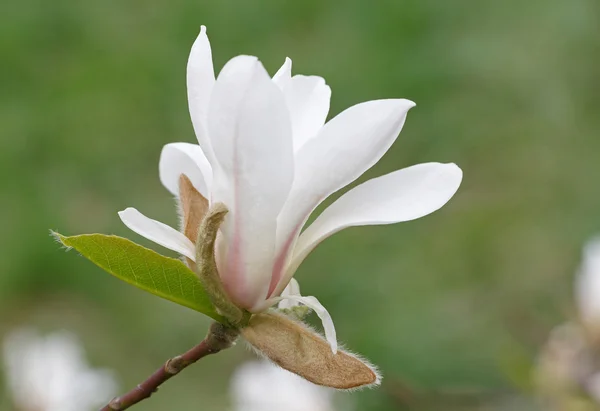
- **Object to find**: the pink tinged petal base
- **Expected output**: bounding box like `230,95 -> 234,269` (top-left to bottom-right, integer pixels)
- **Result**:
208,55 -> 294,310
159,143 -> 212,198
118,208 -> 196,261
269,99 -> 416,296
283,163 -> 463,285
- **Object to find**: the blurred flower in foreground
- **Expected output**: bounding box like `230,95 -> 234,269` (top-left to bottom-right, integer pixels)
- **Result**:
576,237 -> 600,338
2,328 -> 117,411
536,237 -> 600,410
118,25 -> 463,354
231,360 -> 343,411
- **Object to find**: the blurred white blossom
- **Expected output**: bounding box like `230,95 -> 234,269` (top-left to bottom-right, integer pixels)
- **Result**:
2,328 -> 117,411
535,237 -> 600,409
231,360 -> 345,411
576,236 -> 600,331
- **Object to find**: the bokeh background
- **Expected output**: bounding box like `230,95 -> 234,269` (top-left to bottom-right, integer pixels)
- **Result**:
1,0 -> 599,410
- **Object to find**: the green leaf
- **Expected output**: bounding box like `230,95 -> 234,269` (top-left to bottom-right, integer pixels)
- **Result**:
54,232 -> 224,322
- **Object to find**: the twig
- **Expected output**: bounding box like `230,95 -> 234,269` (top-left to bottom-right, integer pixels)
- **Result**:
100,322 -> 239,411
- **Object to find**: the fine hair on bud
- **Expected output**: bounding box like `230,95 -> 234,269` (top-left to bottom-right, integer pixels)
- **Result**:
195,202 -> 245,326
241,312 -> 381,390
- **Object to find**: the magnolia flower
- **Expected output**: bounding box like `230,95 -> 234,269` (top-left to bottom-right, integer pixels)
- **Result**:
576,237 -> 600,331
119,26 -> 462,353
230,360 -> 340,411
2,328 -> 117,411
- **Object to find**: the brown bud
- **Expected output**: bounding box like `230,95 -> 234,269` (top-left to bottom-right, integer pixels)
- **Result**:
178,174 -> 209,244
242,312 -> 380,390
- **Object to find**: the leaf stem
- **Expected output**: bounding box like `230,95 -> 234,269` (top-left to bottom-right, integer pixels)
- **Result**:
100,322 -> 239,411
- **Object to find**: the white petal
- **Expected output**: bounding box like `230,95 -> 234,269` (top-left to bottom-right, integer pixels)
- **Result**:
118,208 -> 196,261
297,297 -> 336,354
158,143 -> 212,198
272,57 -> 292,89
274,58 -> 330,150
208,55 -> 294,309
270,99 -> 415,296
207,55 -> 259,159
278,278 -> 301,309
283,75 -> 331,151
269,295 -> 337,354
281,277 -> 301,297
289,163 -> 463,276
187,25 -> 217,166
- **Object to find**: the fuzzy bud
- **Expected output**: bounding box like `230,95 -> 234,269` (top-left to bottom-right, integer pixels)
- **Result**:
195,203 -> 246,326
242,312 -> 380,390
178,174 -> 209,244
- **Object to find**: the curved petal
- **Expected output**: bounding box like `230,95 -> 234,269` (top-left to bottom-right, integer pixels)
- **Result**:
283,75 -> 331,151
159,143 -> 212,198
187,25 -> 217,166
118,208 -> 196,261
278,278 -> 301,309
270,99 -> 416,296
285,163 -> 463,281
258,294 -> 337,354
272,57 -> 292,89
273,58 -> 331,151
207,55 -> 259,157
208,55 -> 294,310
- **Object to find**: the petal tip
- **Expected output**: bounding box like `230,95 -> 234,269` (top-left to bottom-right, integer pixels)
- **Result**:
430,162 -> 463,192
403,99 -> 417,109
380,98 -> 416,114
200,25 -> 207,34
429,162 -> 463,181
117,207 -> 133,216
273,57 -> 293,82
223,55 -> 259,70
117,207 -> 139,223
446,162 -> 464,180
438,163 -> 464,199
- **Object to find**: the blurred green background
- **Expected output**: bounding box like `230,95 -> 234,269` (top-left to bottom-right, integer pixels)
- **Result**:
1,0 -> 599,410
